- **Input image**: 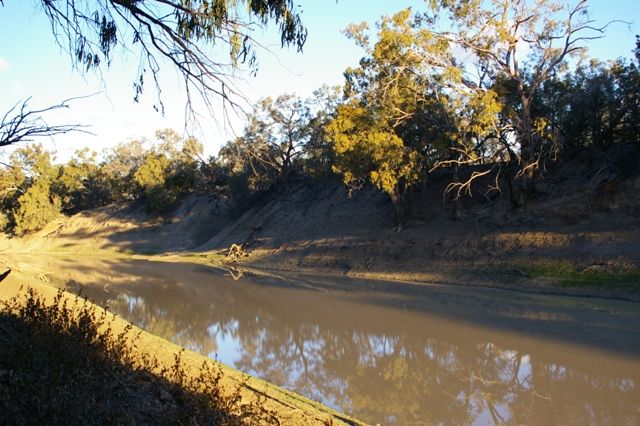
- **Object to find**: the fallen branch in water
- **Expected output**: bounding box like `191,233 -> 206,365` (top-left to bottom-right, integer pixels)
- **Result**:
226,243 -> 249,262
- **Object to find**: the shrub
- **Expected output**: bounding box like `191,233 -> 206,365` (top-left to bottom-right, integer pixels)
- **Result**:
12,180 -> 61,235
0,211 -> 9,232
0,288 -> 276,425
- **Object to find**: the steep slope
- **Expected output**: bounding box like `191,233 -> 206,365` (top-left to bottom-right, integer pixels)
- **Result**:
0,194 -> 229,254
198,183 -> 393,251
2,144 -> 639,298
200,144 -> 640,299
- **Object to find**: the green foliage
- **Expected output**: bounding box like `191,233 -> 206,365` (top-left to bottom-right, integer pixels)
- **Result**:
134,153 -> 170,190
100,139 -> 147,202
329,9 -> 476,221
329,3 -> 637,217
129,130 -> 204,215
327,102 -> 419,197
13,179 -> 61,235
0,157 -> 25,227
38,0 -> 307,111
0,145 -> 61,235
133,153 -> 175,215
220,94 -> 315,192
2,16 -> 638,231
11,144 -> 58,182
508,261 -> 640,293
53,148 -> 112,212
167,136 -> 204,194
143,185 -> 178,216
0,129 -> 208,232
538,59 -> 640,148
0,211 -> 9,232
303,85 -> 342,180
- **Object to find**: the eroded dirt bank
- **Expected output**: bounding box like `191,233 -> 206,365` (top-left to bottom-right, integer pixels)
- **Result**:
203,144 -> 640,300
1,144 -> 639,301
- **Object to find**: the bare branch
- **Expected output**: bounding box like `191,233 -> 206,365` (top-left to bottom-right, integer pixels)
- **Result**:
445,168 -> 494,200
1,97 -> 93,148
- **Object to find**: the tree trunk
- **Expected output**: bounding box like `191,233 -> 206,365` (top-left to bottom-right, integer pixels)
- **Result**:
516,95 -> 537,208
390,187 -> 405,231
451,163 -> 464,220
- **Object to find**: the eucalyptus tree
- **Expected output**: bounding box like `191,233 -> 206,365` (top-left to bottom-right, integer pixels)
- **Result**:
327,9 -> 500,224
0,0 -> 308,150
53,148 -> 112,212
100,139 -> 147,201
424,0 -> 613,205
327,11 -> 433,226
221,94 -> 313,191
5,145 -> 61,235
131,130 -> 205,214
330,0 -> 615,221
540,59 -> 640,149
303,85 -> 342,179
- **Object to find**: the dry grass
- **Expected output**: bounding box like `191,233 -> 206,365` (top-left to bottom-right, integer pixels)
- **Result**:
0,288 -> 277,425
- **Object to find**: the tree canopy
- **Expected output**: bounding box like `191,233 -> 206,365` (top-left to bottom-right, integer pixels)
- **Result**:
1,1 -> 639,233
423,0 -> 615,203
324,0 -> 632,222
34,0 -> 307,114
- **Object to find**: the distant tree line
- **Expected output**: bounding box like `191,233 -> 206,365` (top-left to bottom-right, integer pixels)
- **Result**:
0,130 -> 209,234
1,1 -> 639,234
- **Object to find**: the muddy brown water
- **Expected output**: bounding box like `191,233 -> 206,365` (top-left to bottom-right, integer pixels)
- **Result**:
6,255 -> 640,425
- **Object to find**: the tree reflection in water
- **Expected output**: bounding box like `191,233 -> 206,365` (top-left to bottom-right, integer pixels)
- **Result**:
36,257 -> 639,425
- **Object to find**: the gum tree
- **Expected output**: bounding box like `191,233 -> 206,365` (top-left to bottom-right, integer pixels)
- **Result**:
328,10 -> 499,224
221,94 -> 312,190
426,0 -> 613,205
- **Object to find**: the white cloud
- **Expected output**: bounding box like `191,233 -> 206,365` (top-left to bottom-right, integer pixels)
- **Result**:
0,56 -> 10,72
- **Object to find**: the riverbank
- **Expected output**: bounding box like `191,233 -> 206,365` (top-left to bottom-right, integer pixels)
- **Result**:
210,223 -> 640,302
4,252 -> 640,425
0,269 -> 363,425
2,184 -> 639,303
2,141 -> 640,301
1,143 -> 638,423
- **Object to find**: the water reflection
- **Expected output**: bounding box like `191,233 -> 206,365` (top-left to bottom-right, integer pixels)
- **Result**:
10,256 -> 640,425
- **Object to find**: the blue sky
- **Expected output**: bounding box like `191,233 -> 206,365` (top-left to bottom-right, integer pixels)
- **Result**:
0,0 -> 638,161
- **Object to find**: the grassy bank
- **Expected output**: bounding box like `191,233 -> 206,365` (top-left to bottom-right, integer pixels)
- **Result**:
502,260 -> 640,293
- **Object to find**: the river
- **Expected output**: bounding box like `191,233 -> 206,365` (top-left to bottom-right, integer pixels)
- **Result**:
7,255 -> 640,425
